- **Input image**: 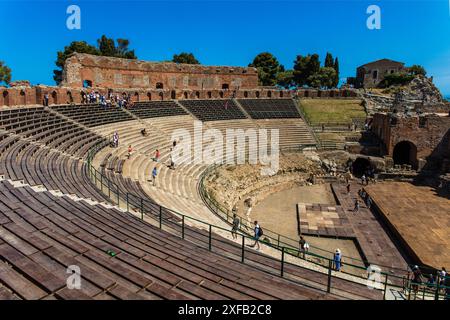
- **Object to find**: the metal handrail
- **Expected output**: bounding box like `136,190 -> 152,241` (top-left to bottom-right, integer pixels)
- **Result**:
84,138 -> 446,300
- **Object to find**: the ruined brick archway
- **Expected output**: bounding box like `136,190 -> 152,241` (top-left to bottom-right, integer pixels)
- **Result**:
393,141 -> 418,169
352,157 -> 371,177
20,90 -> 26,105
1,91 -> 8,106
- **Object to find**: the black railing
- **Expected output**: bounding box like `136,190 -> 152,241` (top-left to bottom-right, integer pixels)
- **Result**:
85,138 -> 449,300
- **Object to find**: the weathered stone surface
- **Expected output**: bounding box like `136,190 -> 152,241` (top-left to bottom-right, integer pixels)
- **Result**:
61,53 -> 258,90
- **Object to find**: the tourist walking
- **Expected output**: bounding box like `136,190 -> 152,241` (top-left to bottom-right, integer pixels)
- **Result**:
151,167 -> 157,186
112,131 -> 119,148
299,236 -> 309,259
411,265 -> 423,294
153,149 -> 160,162
346,183 -> 351,195
250,221 -> 262,250
333,249 -> 342,271
127,145 -> 133,159
43,93 -> 49,107
231,213 -> 240,240
439,267 -> 447,286
353,199 -> 360,212
361,174 -> 366,186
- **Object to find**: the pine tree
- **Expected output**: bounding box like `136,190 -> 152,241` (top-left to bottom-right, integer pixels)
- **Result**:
333,57 -> 340,88
325,52 -> 334,68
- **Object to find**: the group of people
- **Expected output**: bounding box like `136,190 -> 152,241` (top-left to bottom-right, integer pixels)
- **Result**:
410,266 -> 449,298
358,189 -> 372,209
80,90 -> 134,109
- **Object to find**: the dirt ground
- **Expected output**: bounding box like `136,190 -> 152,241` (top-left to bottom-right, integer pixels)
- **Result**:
241,184 -> 364,269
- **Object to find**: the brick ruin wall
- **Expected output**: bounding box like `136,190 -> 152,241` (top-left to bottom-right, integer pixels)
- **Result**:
0,85 -> 360,107
372,113 -> 450,170
62,53 -> 259,90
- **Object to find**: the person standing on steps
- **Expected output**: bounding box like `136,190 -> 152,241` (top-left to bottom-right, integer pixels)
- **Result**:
333,249 -> 342,271
299,236 -> 307,258
231,213 -> 240,240
153,149 -> 160,162
151,167 -> 157,186
127,145 -> 133,159
250,221 -> 262,250
353,199 -> 360,212
43,93 -> 49,107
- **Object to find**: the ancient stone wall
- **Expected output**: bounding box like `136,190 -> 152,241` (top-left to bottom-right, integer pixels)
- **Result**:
372,113 -> 450,170
61,53 -> 259,90
0,85 -> 360,107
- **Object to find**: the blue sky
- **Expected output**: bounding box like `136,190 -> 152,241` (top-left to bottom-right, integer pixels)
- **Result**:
1,0 -> 449,96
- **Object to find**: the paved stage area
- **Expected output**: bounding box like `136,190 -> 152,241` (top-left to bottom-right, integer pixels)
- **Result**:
298,203 -> 354,238
365,182 -> 450,270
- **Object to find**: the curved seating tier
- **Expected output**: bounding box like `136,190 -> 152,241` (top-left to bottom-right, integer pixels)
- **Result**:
52,104 -> 133,127
0,180 -> 335,300
0,103 -> 383,300
129,101 -> 187,119
238,99 -> 301,119
179,99 -> 247,121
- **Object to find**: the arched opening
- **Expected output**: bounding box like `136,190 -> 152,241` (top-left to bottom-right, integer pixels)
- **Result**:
207,91 -> 212,99
67,91 -> 73,103
159,92 -> 164,101
222,83 -> 229,90
2,91 -> 9,106
244,91 -> 248,98
304,90 -> 309,98
83,80 -> 92,88
351,158 -> 371,177
20,90 -> 26,105
156,82 -> 164,89
183,92 -> 188,99
280,91 -> 283,98
147,92 -> 152,101
219,91 -> 224,98
171,90 -> 176,100
267,91 -> 272,98
393,141 -> 418,169
51,91 -> 58,105
134,92 -> 139,102
195,91 -> 200,99
255,91 -> 260,98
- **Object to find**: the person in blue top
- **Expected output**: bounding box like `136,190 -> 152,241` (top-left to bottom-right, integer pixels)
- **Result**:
333,249 -> 342,271
151,167 -> 157,186
250,221 -> 262,250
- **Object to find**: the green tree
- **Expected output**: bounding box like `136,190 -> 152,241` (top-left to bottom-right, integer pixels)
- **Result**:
333,57 -> 340,87
249,52 -> 283,86
0,61 -> 11,85
276,70 -> 295,89
293,54 -> 320,87
97,35 -> 137,59
408,65 -> 426,76
378,72 -> 415,88
53,36 -> 137,84
307,67 -> 337,89
172,52 -> 200,64
324,52 -> 334,68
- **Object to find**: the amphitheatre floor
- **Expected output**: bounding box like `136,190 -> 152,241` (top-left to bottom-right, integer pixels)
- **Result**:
248,184 -> 363,265
365,182 -> 450,270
